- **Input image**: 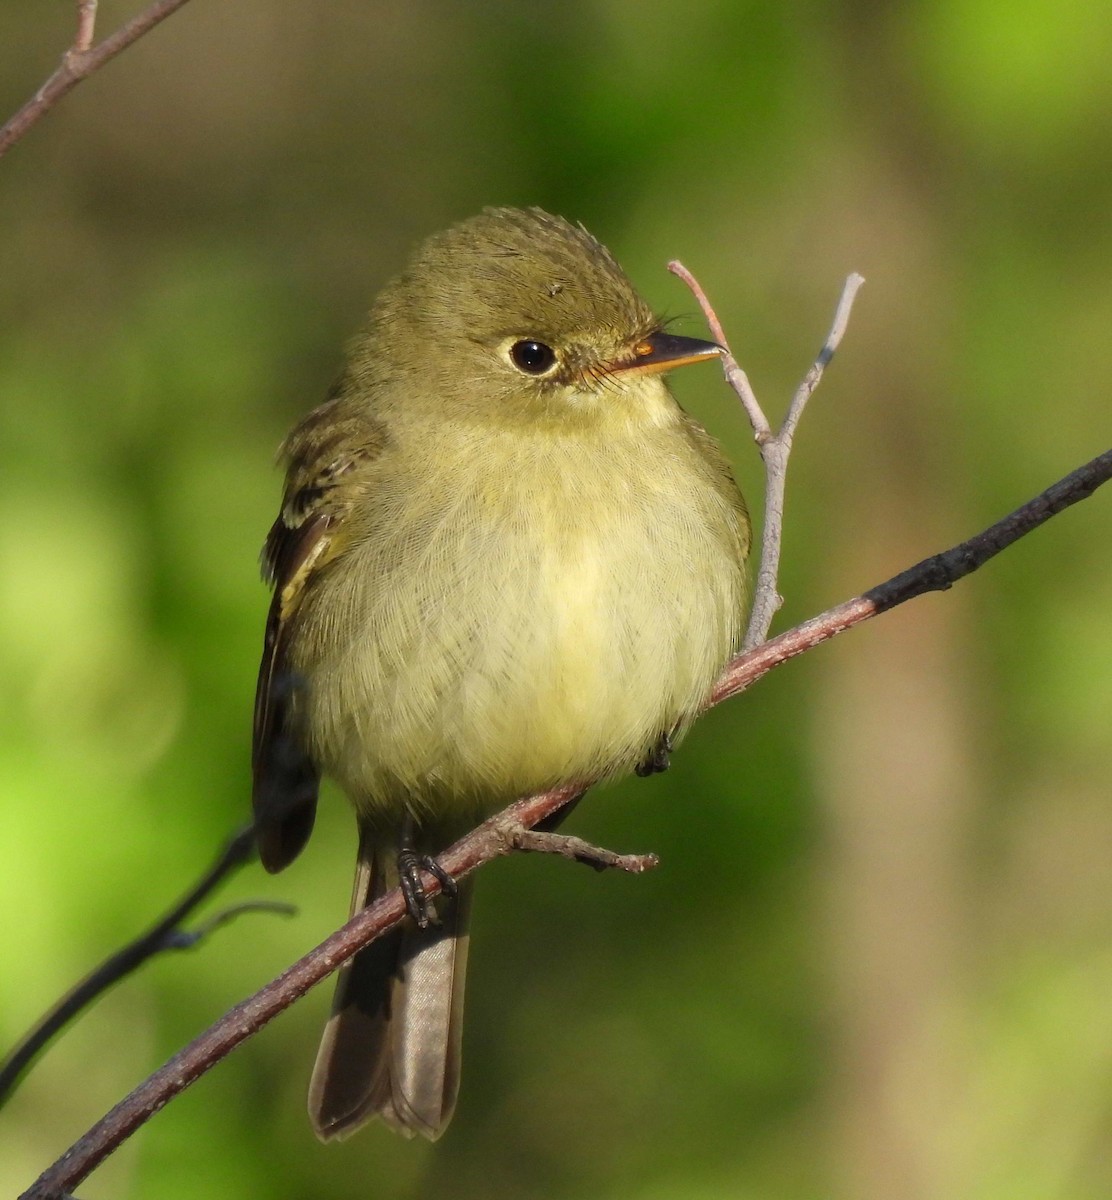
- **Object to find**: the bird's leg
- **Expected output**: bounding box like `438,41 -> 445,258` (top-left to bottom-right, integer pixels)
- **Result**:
396,815 -> 457,930
635,729 -> 673,776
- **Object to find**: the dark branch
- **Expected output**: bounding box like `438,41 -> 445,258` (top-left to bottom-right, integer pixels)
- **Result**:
0,825 -> 278,1109
20,447 -> 1112,1200
19,784 -> 583,1200
708,447 -> 1112,706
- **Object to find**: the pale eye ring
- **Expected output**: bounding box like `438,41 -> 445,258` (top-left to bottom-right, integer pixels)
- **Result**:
509,340 -> 557,375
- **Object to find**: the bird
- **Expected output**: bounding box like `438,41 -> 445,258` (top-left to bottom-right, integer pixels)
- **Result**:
252,206 -> 750,1141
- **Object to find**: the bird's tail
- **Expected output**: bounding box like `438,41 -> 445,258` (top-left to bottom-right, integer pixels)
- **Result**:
308,825 -> 471,1141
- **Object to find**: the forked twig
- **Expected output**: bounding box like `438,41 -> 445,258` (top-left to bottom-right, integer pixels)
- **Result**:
669,263 -> 866,649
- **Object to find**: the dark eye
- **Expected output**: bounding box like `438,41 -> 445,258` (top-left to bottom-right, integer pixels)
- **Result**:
509,340 -> 556,374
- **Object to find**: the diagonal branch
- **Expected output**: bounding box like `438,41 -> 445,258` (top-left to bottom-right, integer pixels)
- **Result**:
0,0 -> 196,160
20,446 -> 1112,1200
709,447 -> 1112,704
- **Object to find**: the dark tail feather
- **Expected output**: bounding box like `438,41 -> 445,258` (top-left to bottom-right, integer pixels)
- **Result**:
308,827 -> 471,1141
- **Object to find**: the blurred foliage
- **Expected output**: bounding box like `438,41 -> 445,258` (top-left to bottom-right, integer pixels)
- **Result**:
1,2 -> 1110,1198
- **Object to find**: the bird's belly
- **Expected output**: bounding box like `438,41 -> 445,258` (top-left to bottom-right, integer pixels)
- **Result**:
457,538 -> 665,778
296,430 -> 746,823
305,511 -> 741,823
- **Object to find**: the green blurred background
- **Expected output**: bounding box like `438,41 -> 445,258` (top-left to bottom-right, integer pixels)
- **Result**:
2,2 -> 1111,1197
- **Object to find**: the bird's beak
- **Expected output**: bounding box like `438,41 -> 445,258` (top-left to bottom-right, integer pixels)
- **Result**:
610,331 -> 723,378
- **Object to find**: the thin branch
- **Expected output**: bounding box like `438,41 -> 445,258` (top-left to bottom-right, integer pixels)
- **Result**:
165,900 -> 298,949
74,1 -> 98,54
669,265 -> 866,649
0,825 -> 271,1110
668,260 -> 771,438
0,0 -> 196,160
743,272 -> 864,648
782,273 -> 865,440
21,447 -> 1112,1200
513,830 -> 660,873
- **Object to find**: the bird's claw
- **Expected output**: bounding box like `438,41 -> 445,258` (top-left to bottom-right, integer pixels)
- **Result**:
397,848 -> 457,928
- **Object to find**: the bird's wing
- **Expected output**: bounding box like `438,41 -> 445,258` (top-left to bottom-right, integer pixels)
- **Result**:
252,400 -> 387,873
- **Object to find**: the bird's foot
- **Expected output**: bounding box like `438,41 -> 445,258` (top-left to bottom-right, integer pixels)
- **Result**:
635,730 -> 673,776
396,848 -> 457,929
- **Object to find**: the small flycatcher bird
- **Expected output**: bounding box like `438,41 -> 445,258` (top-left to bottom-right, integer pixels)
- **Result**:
252,207 -> 749,1141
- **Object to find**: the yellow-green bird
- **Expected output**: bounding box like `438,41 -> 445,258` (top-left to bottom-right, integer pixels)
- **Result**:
252,207 -> 750,1141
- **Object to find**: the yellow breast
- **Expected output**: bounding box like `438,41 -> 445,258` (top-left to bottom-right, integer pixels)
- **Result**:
293,419 -> 747,821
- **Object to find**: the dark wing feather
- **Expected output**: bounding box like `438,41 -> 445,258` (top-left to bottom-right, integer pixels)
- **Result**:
252,398 -> 388,873
252,510 -> 332,873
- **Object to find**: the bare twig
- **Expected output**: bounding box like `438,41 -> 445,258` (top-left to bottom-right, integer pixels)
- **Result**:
669,264 -> 866,648
668,261 -> 771,437
20,447 -> 1112,1200
0,825 -> 282,1110
74,1 -> 98,53
0,0 -> 196,160
513,830 -> 660,873
742,273 -> 864,648
166,900 -> 297,948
